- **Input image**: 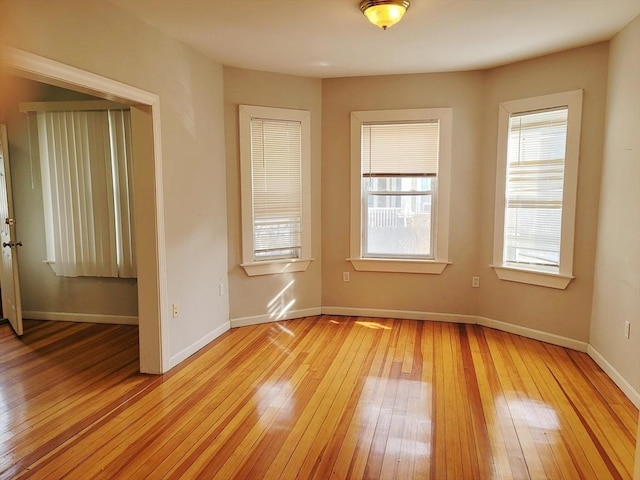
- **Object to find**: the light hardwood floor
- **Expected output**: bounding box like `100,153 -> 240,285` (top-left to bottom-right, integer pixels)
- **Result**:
1,316 -> 637,479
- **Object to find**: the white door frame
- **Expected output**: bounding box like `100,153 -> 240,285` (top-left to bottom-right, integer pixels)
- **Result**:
2,47 -> 169,374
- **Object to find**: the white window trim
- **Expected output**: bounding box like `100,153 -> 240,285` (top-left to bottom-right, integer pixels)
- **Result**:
239,105 -> 313,277
349,108 -> 452,274
492,90 -> 583,289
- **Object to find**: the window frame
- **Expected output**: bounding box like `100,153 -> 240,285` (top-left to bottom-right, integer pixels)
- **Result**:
239,104 -> 313,277
349,108 -> 452,274
492,90 -> 583,289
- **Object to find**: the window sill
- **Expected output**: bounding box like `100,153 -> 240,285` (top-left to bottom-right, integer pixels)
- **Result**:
241,258 -> 314,277
491,265 -> 574,290
348,258 -> 451,274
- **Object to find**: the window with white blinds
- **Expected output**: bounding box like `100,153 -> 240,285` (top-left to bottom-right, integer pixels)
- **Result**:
504,108 -> 568,268
239,105 -> 312,276
493,90 -> 583,289
251,118 -> 302,261
25,103 -> 136,279
361,121 -> 439,259
349,108 -> 453,274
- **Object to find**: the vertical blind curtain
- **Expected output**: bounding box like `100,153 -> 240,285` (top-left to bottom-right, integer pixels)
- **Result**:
504,107 -> 568,268
250,118 -> 302,261
108,110 -> 136,278
37,109 -> 136,278
362,122 -> 439,176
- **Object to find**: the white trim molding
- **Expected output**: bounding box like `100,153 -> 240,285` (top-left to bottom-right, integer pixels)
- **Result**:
239,105 -> 312,276
491,265 -> 574,290
231,307 -> 322,329
168,321 -> 231,369
476,316 -> 588,352
23,310 -> 138,326
349,108 -> 453,274
349,259 -> 450,275
492,90 -> 583,289
587,345 -> 640,409
241,258 -> 314,277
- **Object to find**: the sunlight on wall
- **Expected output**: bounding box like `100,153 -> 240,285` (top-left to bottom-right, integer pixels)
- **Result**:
267,278 -> 296,321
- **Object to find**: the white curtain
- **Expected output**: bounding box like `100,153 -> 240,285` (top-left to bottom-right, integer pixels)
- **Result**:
37,109 -> 136,278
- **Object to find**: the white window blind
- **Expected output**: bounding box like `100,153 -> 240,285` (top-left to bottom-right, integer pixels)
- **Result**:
504,107 -> 568,269
250,118 -> 302,261
36,108 -> 136,278
362,122 -> 439,176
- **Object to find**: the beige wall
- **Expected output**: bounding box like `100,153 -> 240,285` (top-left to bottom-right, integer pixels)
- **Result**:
0,76 -> 138,318
0,0 -> 229,362
478,43 -> 610,342
224,67 -> 322,321
321,72 -> 485,315
589,16 -> 640,396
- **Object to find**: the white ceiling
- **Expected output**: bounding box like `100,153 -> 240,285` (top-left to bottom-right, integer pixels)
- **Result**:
108,0 -> 640,78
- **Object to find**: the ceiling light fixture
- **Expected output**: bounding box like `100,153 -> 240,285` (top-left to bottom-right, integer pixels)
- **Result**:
359,0 -> 411,30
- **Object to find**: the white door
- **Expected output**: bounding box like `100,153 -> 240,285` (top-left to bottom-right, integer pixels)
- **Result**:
0,124 -> 23,336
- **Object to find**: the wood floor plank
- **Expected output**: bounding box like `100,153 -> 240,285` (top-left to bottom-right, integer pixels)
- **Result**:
1,317 -> 637,480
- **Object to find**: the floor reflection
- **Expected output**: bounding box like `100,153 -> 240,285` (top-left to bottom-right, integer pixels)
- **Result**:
496,395 -> 560,431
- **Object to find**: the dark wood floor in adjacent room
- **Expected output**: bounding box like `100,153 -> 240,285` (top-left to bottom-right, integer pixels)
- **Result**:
1,316 -> 637,479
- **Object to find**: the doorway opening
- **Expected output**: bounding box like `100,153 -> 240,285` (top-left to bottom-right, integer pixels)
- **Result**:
1,48 -> 168,374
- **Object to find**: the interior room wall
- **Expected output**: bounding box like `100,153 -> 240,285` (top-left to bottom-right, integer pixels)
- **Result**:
0,0 -> 229,363
321,72 -> 485,317
588,16 -> 640,397
477,43 -> 610,342
223,67 -> 322,323
0,76 -> 138,319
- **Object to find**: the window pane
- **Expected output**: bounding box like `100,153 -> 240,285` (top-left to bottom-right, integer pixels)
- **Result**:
360,120 -> 440,260
504,108 -> 567,269
364,194 -> 432,257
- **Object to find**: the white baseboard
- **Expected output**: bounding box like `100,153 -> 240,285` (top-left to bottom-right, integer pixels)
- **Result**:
587,345 -> 640,409
23,310 -> 138,325
168,321 -> 231,369
230,307 -> 322,329
321,306 -> 477,324
476,316 -> 589,352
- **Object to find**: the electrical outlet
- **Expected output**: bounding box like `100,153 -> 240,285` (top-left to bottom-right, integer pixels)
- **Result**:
343,272 -> 350,282
472,276 -> 480,288
624,321 -> 631,339
219,282 -> 224,296
172,303 -> 179,318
